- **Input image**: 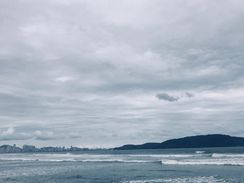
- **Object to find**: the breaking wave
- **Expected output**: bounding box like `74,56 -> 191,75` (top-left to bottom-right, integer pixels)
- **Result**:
0,153 -> 159,163
0,152 -> 244,166
127,154 -> 207,158
161,159 -> 244,166
195,150 -> 205,154
212,153 -> 244,158
122,176 -> 235,183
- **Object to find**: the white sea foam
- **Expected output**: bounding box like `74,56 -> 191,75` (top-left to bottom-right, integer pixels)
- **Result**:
78,159 -> 154,163
195,151 -> 205,154
212,153 -> 244,158
122,176 -> 234,183
0,153 -> 157,163
128,154 -> 203,158
161,158 -> 244,166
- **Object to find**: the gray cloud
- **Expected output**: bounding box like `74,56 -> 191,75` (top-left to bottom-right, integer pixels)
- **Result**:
0,0 -> 244,147
185,92 -> 194,98
156,92 -> 194,102
156,93 -> 179,102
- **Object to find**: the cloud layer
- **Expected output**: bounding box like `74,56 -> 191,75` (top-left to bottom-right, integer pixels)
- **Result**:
0,0 -> 244,147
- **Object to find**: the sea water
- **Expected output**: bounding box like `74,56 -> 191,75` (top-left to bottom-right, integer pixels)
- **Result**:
0,147 -> 244,183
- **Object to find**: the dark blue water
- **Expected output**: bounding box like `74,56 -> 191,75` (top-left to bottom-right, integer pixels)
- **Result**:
0,147 -> 244,183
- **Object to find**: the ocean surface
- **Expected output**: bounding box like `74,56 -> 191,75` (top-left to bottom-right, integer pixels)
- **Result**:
0,147 -> 244,183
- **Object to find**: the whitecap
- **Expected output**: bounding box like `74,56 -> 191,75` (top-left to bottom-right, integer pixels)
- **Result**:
122,176 -> 235,183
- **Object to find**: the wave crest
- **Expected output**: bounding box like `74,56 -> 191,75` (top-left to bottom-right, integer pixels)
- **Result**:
122,176 -> 234,183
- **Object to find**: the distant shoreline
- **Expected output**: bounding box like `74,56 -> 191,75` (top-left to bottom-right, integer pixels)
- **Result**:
1,134 -> 244,153
0,144 -> 100,154
114,134 -> 244,150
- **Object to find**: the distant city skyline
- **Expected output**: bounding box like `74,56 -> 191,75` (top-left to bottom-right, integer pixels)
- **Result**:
0,0 -> 244,148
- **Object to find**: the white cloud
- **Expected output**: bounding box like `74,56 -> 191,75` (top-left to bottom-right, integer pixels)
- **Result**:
1,127 -> 15,136
55,76 -> 73,82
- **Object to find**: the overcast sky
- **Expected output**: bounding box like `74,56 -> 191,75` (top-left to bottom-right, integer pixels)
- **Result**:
0,0 -> 244,148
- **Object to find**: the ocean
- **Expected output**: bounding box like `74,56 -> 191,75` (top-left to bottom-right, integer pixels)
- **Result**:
0,147 -> 244,183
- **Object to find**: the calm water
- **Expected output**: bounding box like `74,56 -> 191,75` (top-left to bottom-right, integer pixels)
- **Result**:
0,147 -> 244,183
